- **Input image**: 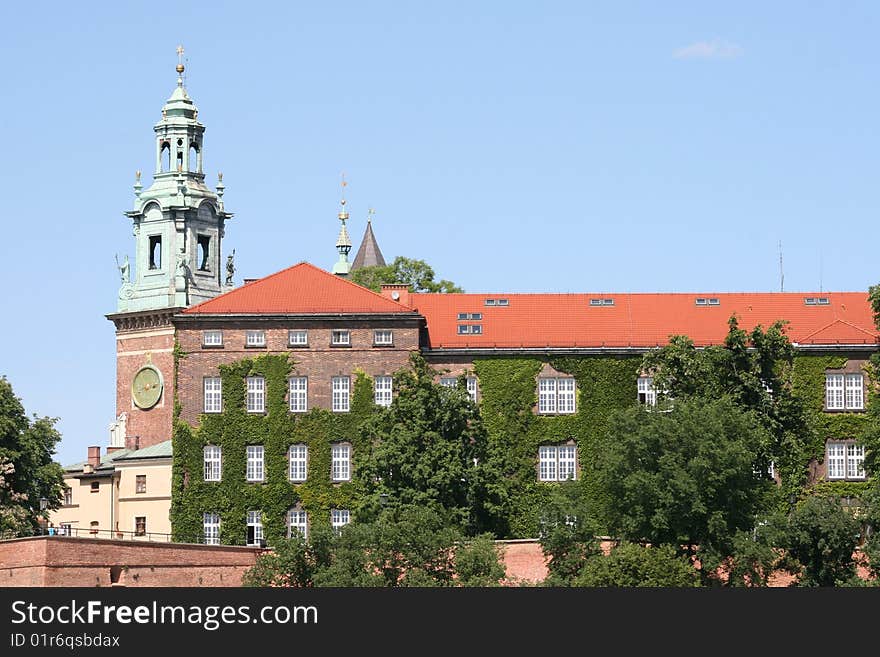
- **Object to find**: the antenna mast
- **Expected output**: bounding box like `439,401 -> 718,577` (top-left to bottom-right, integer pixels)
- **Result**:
778,241 -> 784,292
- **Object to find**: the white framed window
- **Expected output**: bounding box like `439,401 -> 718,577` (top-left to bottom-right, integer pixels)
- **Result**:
203,445 -> 222,482
246,445 -> 265,482
288,329 -> 308,346
374,376 -> 393,407
288,508 -> 308,539
845,374 -> 864,410
204,377 -> 222,413
246,330 -> 266,347
332,376 -> 350,412
826,441 -> 866,481
466,377 -> 478,403
246,376 -> 265,413
331,443 -> 351,482
457,324 -> 483,335
538,444 -> 578,482
63,487 -> 72,505
374,330 -> 393,346
637,376 -> 657,406
289,444 -> 308,482
202,330 -> 223,346
538,378 -> 576,415
826,373 -> 864,410
331,509 -> 351,530
203,512 -> 220,545
289,377 -> 308,413
246,511 -> 263,546
440,377 -> 457,388
331,330 -> 350,346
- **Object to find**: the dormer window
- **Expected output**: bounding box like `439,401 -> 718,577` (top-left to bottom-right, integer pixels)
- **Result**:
695,297 -> 720,306
458,325 -> 483,335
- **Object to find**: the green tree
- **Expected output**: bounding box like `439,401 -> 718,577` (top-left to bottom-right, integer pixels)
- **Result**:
350,256 -> 463,293
454,534 -> 507,586
780,495 -> 861,587
538,480 -> 599,586
592,397 -> 773,584
576,543 -> 700,587
358,354 -> 507,535
0,377 -> 65,537
642,316 -> 812,494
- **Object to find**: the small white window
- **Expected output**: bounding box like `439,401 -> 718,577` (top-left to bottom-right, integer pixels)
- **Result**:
847,444 -> 866,479
246,376 -> 265,413
440,377 -> 457,388
845,374 -> 864,410
457,324 -> 483,335
332,376 -> 350,412
289,330 -> 308,346
637,376 -> 657,406
289,444 -> 308,482
331,508 -> 351,530
246,330 -> 266,347
246,445 -> 264,482
538,444 -> 578,482
246,511 -> 263,546
374,376 -> 393,407
289,377 -> 308,413
466,377 -> 478,403
203,512 -> 220,545
825,374 -> 845,410
331,444 -> 351,482
331,330 -> 350,346
203,445 -> 222,482
288,508 -> 308,539
203,330 -> 223,346
538,377 -> 576,415
374,330 -> 393,346
204,377 -> 222,413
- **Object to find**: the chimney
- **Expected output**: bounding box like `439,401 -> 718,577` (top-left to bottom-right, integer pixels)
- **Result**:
87,446 -> 101,468
381,284 -> 411,308
106,446 -> 124,454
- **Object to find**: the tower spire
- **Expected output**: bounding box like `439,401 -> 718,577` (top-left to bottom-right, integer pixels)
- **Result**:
332,174 -> 353,276
352,207 -> 387,270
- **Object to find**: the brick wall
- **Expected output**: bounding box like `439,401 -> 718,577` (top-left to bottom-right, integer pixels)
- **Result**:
176,322 -> 420,426
116,328 -> 176,450
0,537 -> 263,587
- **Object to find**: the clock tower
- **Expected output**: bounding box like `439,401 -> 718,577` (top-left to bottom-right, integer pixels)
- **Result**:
107,49 -> 233,450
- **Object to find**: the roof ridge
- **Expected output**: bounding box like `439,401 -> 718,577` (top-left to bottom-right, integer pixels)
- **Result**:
184,261 -> 313,314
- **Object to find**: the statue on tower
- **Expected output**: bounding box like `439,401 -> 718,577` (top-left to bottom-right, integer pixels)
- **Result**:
225,249 -> 235,287
115,254 -> 130,283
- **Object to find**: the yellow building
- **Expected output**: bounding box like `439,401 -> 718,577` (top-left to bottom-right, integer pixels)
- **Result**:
50,441 -> 172,541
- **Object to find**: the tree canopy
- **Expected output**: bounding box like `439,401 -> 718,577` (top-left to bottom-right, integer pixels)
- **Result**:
576,543 -> 700,587
0,376 -> 65,538
357,354 -> 507,535
350,256 -> 463,293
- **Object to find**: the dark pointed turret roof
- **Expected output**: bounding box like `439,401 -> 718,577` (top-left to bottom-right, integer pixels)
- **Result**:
352,220 -> 387,270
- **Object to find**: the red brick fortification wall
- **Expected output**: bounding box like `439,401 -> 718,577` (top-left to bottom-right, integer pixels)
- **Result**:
0,537 -> 264,587
499,540 -> 548,584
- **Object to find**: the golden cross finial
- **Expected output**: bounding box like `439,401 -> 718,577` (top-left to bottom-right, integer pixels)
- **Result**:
176,45 -> 185,77
340,172 -> 347,206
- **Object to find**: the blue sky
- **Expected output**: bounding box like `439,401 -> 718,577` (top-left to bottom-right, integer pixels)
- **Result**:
1,1 -> 878,465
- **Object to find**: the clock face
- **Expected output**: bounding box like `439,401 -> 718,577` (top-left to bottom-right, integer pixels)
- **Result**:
132,365 -> 163,409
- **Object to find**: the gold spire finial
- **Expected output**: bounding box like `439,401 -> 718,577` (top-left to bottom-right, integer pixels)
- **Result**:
338,172 -> 349,220
367,207 -> 375,223
176,45 -> 185,87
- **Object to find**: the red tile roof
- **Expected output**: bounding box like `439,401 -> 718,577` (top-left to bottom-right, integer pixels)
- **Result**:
183,262 -> 415,315
408,292 -> 878,349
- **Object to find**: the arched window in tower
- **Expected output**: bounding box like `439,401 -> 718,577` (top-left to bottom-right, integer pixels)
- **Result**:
189,143 -> 199,172
176,138 -> 184,172
197,235 -> 211,271
161,142 -> 170,172
149,236 -> 162,270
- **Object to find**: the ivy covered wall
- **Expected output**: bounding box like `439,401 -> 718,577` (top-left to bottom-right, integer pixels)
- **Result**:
170,349 -> 873,542
171,353 -> 375,545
